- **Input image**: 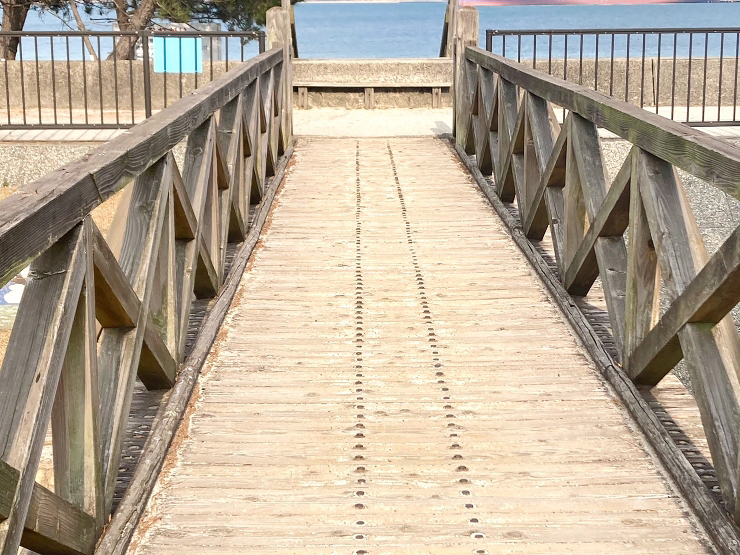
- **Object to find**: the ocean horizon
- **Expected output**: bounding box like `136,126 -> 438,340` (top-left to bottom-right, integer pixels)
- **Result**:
11,1 -> 740,59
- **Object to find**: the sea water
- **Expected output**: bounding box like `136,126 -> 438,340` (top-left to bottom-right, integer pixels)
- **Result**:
294,2 -> 740,58
14,1 -> 740,60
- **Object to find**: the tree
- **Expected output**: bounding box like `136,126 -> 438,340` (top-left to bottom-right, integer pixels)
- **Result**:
89,0 -> 299,59
0,0 -> 297,60
1,0 -> 31,60
1,0 -> 64,59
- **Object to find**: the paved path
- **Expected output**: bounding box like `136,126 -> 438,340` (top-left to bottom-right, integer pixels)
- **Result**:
131,137 -> 711,554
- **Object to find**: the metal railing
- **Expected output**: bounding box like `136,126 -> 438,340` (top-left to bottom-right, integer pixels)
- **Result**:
485,27 -> 740,126
0,29 -> 266,129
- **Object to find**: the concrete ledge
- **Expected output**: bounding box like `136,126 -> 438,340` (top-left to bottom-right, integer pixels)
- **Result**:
293,58 -> 453,109
293,58 -> 453,86
293,88 -> 451,110
293,81 -> 450,88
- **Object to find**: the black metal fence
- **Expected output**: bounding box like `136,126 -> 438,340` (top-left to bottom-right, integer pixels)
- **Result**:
0,30 -> 266,128
485,28 -> 740,126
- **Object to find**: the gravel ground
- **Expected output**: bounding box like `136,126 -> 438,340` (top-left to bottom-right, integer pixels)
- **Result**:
601,139 -> 740,257
0,144 -> 95,189
0,142 -> 187,238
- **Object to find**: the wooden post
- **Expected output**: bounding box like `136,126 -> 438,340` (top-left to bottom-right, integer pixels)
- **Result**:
432,87 -> 442,108
290,3 -> 299,58
364,87 -> 374,109
440,0 -> 457,57
267,6 -> 293,149
453,6 -> 478,138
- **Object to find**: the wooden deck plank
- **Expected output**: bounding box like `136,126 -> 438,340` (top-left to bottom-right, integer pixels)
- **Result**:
130,137 -> 713,554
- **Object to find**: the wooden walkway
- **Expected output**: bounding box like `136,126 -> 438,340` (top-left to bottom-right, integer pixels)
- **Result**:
130,137 -> 713,554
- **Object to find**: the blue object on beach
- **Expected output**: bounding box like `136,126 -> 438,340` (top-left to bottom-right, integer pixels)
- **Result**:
153,36 -> 202,73
0,285 -> 11,305
0,283 -> 22,305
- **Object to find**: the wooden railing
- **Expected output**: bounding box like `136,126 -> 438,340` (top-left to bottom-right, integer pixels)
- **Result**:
455,45 -> 740,551
0,46 -> 289,555
439,0 -> 457,57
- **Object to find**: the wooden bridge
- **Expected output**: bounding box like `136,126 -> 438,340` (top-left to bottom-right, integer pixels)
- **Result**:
3,5 -> 740,555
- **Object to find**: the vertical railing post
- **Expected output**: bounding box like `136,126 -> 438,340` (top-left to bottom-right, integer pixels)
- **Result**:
440,0 -> 456,57
141,31 -> 152,119
282,0 -> 294,144
290,6 -> 299,58
453,6 -> 479,139
267,5 -> 293,148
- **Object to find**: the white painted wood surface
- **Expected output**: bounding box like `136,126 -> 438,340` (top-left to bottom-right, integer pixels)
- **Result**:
130,137 -> 712,554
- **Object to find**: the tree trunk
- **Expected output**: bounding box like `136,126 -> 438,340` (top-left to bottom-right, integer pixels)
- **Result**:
110,0 -> 157,60
68,1 -> 97,60
1,0 -> 31,60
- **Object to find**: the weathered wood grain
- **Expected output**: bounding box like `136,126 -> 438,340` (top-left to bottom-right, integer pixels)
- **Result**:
568,115 -> 628,355
51,220 -> 105,531
521,92 -> 556,239
96,144 -> 294,555
496,77 -> 522,202
636,150 -> 740,512
0,457 -> 97,555
218,95 -> 248,243
454,58 -> 476,153
466,46 -> 740,200
98,156 -> 173,513
92,221 -> 177,381
0,225 -> 87,555
624,152 -> 661,376
562,125 -> 588,275
459,43 -> 740,543
178,118 -> 217,353
473,68 -> 494,175
91,222 -> 138,328
524,119 -> 567,257
562,150 -> 631,294
0,48 -> 287,555
629,224 -> 740,381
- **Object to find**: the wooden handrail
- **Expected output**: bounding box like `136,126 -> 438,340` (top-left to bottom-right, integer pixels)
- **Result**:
465,47 -> 740,200
0,46 -> 290,555
439,0 -> 455,57
0,48 -> 283,288
457,45 -> 740,553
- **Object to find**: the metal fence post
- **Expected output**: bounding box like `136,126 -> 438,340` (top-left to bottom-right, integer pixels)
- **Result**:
141,31 -> 152,119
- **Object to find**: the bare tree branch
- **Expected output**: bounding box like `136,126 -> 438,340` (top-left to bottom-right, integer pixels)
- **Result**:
68,0 -> 98,60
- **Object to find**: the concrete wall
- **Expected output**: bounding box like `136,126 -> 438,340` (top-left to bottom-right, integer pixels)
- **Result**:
293,88 -> 452,109
293,58 -> 453,109
524,57 -> 737,107
293,58 -> 453,86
